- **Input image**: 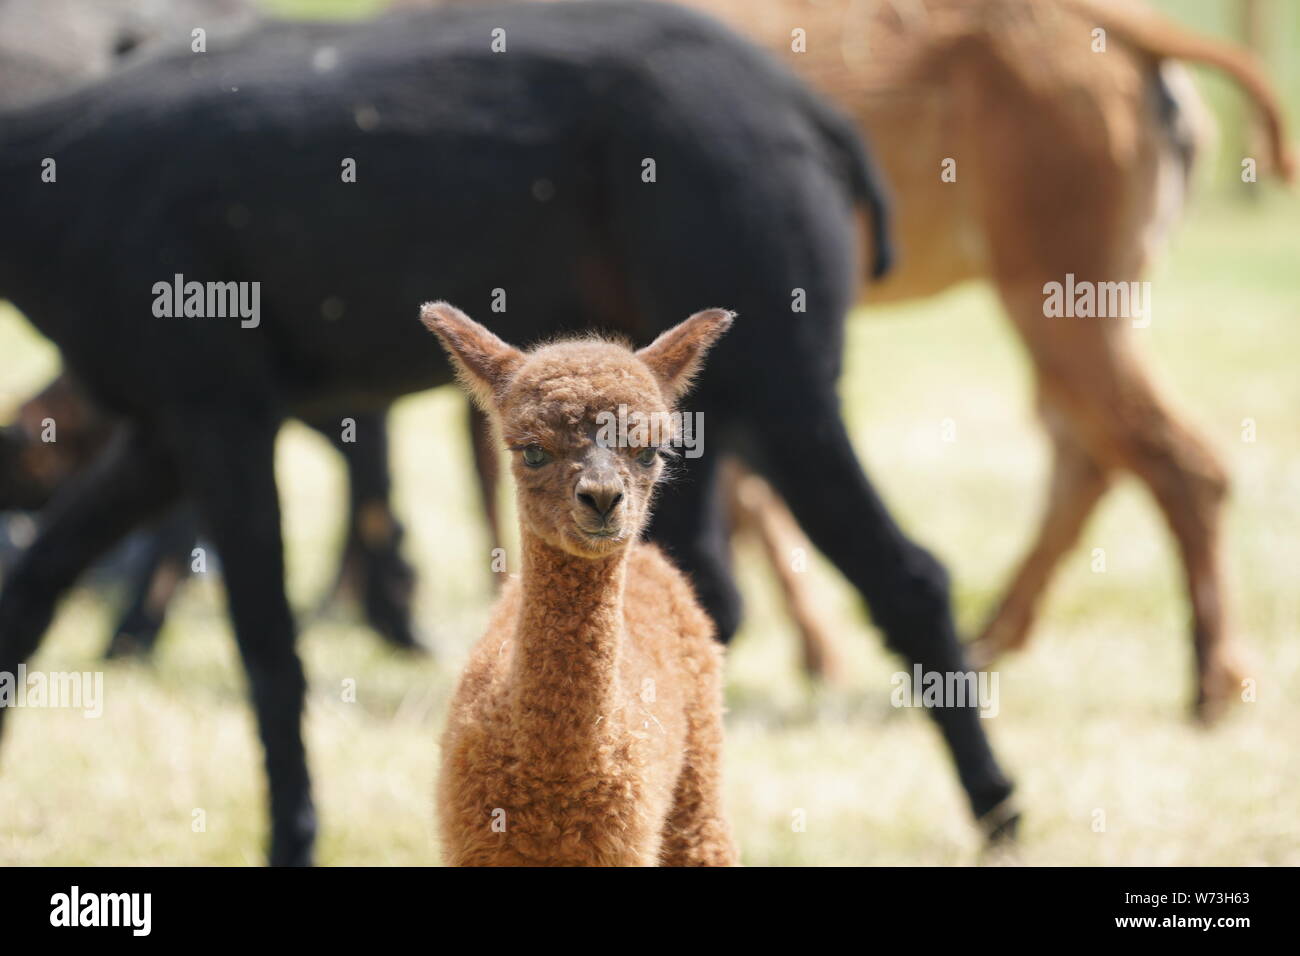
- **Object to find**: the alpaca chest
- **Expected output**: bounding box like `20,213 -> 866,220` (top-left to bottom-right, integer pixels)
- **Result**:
499,707 -> 684,816
441,709 -> 685,866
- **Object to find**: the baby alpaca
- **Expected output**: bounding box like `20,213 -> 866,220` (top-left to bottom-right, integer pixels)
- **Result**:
424,302 -> 738,867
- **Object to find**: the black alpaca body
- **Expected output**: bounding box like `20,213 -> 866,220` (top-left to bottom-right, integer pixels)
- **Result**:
0,1 -> 1012,864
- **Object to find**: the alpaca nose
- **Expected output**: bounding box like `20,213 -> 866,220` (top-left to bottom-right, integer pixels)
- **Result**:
576,481 -> 624,521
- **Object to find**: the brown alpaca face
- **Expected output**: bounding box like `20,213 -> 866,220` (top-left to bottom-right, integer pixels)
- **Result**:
498,343 -> 669,558
421,303 -> 734,560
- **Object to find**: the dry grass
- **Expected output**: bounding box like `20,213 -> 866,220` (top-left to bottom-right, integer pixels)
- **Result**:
1,189 -> 1296,865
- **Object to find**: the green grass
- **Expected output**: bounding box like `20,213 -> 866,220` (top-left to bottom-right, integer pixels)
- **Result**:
1,1 -> 1298,866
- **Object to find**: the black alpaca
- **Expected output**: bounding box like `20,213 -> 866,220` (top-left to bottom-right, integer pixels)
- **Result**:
0,1 -> 1014,864
0,388 -> 420,656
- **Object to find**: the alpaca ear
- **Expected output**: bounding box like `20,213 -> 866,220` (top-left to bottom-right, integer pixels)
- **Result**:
420,301 -> 525,408
636,308 -> 735,401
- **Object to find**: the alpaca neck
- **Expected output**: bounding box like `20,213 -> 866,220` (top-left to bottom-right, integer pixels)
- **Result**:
510,529 -> 628,744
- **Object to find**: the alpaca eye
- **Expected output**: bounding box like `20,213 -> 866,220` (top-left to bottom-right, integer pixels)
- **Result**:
521,445 -> 550,467
636,447 -> 658,466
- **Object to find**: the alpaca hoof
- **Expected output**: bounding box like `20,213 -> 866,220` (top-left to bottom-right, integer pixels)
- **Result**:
269,829 -> 316,867
369,614 -> 428,654
269,847 -> 315,867
977,795 -> 1021,845
966,637 -> 999,671
1192,687 -> 1235,726
968,612 -> 1034,670
377,624 -> 431,655
801,644 -> 844,684
1192,655 -> 1251,725
392,635 -> 431,656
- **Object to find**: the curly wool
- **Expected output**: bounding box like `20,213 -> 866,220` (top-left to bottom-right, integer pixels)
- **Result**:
430,305 -> 738,866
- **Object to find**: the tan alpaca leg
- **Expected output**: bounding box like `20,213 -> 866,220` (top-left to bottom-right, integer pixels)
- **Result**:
950,34 -> 1247,717
971,408 -> 1111,668
659,705 -> 738,866
724,459 -> 843,682
1100,385 -> 1246,721
1085,372 -> 1244,721
996,285 -> 1246,719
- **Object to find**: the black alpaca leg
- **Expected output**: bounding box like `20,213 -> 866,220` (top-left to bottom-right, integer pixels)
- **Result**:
316,411 -> 421,650
105,504 -> 198,659
0,428 -> 179,732
646,446 -> 743,643
178,408 -> 315,866
750,387 -> 1017,830
606,111 -> 1015,831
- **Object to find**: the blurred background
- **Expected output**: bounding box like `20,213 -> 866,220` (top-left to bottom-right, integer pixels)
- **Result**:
0,0 -> 1296,864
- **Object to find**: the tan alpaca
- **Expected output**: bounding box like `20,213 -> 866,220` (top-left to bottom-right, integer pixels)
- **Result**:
664,0 -> 1289,719
424,302 -> 739,867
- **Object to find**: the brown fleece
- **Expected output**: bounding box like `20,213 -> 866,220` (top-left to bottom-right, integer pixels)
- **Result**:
423,302 -> 739,866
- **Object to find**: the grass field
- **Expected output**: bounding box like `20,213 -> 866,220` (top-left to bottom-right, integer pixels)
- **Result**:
1,1 -> 1297,865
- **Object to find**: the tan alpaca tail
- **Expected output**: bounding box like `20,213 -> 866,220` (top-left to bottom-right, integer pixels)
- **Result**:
1062,0 -> 1295,182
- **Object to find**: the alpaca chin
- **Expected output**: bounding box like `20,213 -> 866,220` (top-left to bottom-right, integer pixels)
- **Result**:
562,522 -> 632,559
